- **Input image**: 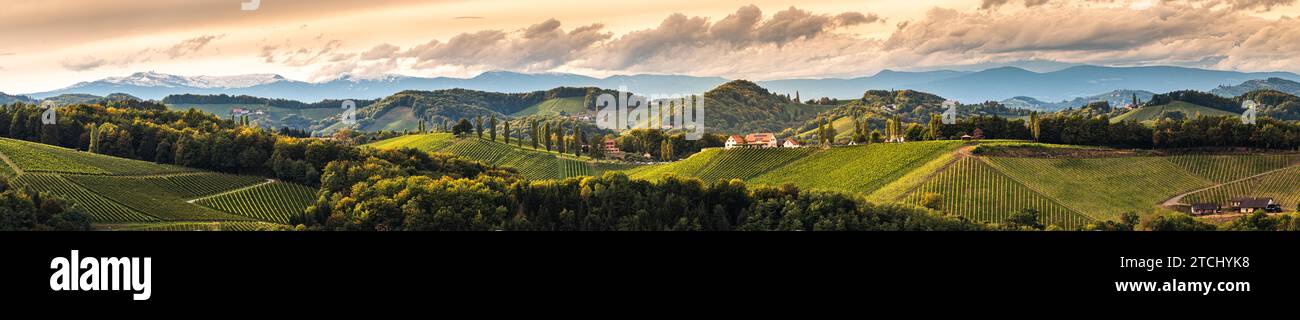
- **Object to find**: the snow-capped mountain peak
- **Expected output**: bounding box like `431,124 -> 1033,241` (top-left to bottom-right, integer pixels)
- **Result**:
95,72 -> 286,89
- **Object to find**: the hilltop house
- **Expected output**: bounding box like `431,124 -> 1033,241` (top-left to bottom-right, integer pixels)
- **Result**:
725,133 -> 779,149
1190,203 -> 1222,215
602,138 -> 624,160
1229,197 -> 1279,213
746,133 -> 778,148
725,135 -> 746,149
783,138 -> 802,148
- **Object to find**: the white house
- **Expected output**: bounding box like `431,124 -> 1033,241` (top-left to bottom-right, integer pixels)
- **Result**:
783,138 -> 802,148
725,135 -> 746,149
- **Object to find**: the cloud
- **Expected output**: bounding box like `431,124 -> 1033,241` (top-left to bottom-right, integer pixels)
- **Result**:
1226,0 -> 1299,11
586,6 -> 876,69
60,56 -> 107,71
453,16 -> 485,20
981,0 -> 1011,10
164,34 -> 224,58
402,18 -> 610,71
270,3 -> 1300,83
262,39 -> 346,67
360,43 -> 400,60
1024,0 -> 1051,7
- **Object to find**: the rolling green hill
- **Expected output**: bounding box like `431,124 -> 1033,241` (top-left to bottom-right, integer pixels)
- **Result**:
702,80 -> 834,134
366,133 -> 632,180
1111,100 -> 1237,123
513,97 -> 588,117
901,146 -> 1299,227
627,141 -> 965,196
0,137 -> 315,228
623,139 -> 1299,228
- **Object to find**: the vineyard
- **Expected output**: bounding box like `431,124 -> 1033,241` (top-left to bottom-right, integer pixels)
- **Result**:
1166,154 -> 1300,183
368,133 -> 625,180
627,141 -> 964,197
65,175 -> 257,221
905,157 -> 1092,228
984,156 -> 1211,221
0,137 -> 324,229
97,221 -> 290,231
12,173 -> 158,222
1184,166 -> 1300,209
196,181 -> 317,224
752,141 -> 962,194
0,138 -> 195,175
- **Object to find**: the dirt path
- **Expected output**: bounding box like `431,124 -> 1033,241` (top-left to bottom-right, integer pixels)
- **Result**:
186,179 -> 275,204
1161,165 -> 1298,207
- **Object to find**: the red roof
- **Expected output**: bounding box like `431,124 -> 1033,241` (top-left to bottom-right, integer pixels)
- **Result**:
745,133 -> 776,143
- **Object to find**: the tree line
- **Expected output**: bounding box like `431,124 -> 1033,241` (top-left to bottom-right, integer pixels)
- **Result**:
0,103 -> 361,186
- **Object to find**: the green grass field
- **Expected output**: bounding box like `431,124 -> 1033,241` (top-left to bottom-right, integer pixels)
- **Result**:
368,133 -> 627,180
1112,101 -> 1238,123
512,97 -> 587,117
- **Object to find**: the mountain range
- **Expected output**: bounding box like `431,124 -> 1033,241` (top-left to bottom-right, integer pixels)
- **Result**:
1210,78 -> 1300,97
1000,90 -> 1157,111
18,65 -> 1300,106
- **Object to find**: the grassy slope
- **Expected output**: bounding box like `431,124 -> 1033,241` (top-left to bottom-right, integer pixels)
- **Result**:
1112,101 -> 1237,123
0,137 -> 311,225
361,106 -> 419,132
794,116 -> 856,141
367,133 -> 626,180
512,97 -> 587,117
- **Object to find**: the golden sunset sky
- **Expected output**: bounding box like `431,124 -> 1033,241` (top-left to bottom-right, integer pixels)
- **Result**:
1,0 -> 1298,93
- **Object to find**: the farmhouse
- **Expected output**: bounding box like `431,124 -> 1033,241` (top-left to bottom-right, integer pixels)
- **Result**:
1190,203 -> 1221,215
602,138 -> 624,160
725,133 -> 779,149
783,138 -> 802,148
1229,197 -> 1278,213
725,135 -> 745,149
746,133 -> 778,148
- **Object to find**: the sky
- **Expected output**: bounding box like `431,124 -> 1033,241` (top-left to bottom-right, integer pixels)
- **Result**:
1,0 -> 1298,93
